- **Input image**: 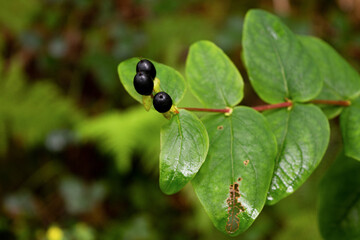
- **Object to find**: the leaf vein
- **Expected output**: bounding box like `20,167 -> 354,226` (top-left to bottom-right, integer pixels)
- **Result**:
167,115 -> 183,187
261,16 -> 289,98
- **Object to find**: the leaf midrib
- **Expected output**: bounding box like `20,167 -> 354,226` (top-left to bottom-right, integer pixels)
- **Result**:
261,16 -> 290,99
229,117 -> 235,182
272,109 -> 291,191
167,114 -> 183,188
275,110 -> 291,166
199,44 -> 229,107
229,113 -> 259,219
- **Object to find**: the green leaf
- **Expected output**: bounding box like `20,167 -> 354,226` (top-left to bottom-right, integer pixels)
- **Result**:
242,9 -> 322,103
160,109 -> 209,194
185,40 -> 244,108
264,104 -> 330,205
341,97 -> 360,161
299,35 -> 360,119
118,57 -> 186,105
318,151 -> 360,240
192,107 -> 277,236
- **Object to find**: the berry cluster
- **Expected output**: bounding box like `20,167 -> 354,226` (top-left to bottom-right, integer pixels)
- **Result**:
134,59 -> 173,113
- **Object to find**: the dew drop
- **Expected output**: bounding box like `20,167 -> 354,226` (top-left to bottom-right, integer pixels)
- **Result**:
286,186 -> 294,193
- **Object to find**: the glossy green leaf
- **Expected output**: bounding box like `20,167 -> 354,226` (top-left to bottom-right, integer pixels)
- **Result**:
242,9 -> 322,103
318,151 -> 360,240
118,57 -> 186,105
299,35 -> 360,119
265,104 -> 330,204
160,109 -> 209,195
185,40 -> 244,108
192,107 -> 277,236
341,97 -> 360,161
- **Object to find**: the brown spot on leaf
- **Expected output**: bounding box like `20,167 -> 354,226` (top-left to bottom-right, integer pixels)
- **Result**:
243,160 -> 249,166
237,177 -> 242,182
217,125 -> 224,130
226,181 -> 245,234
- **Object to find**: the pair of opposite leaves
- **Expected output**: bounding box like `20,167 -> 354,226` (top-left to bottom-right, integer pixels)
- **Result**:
119,9 -> 360,236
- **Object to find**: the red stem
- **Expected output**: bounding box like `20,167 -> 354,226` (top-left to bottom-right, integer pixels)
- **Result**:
179,107 -> 231,113
251,102 -> 292,111
179,99 -> 350,113
310,99 -> 351,106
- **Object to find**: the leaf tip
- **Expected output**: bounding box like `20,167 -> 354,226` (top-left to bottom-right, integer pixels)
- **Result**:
159,181 -> 180,195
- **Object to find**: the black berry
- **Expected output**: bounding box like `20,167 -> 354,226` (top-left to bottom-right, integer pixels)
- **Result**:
133,72 -> 154,95
153,92 -> 172,113
136,59 -> 156,79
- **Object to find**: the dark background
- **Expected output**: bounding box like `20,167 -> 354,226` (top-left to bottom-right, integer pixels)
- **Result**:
0,0 -> 359,239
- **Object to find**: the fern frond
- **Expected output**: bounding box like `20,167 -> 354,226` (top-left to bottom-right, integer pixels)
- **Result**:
77,107 -> 165,174
0,59 -> 83,152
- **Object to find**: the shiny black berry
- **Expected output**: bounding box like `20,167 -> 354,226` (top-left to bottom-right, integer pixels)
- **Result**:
136,59 -> 156,79
153,92 -> 172,113
133,72 -> 154,95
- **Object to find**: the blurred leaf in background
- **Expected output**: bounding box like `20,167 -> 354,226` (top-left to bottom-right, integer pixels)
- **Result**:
0,0 -> 40,33
0,59 -> 83,153
144,16 -> 216,67
59,177 -> 106,215
77,107 -> 165,173
72,223 -> 96,240
318,151 -> 360,240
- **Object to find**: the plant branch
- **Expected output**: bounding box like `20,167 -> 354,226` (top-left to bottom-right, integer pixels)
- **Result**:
178,107 -> 231,113
251,102 -> 292,111
310,99 -> 351,106
179,99 -> 351,114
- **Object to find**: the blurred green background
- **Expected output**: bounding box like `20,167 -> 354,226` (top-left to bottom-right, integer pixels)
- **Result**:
1,0 -> 360,239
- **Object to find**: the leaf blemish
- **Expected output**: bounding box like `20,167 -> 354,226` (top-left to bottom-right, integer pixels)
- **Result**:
217,125 -> 224,130
237,177 -> 242,182
226,181 -> 245,234
243,159 -> 249,166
